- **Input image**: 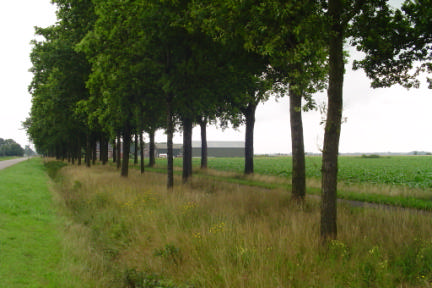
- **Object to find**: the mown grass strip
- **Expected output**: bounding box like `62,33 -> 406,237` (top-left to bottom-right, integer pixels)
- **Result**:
0,158 -> 83,288
141,164 -> 432,211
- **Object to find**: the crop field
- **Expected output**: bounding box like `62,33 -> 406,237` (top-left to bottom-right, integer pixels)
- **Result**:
155,155 -> 432,189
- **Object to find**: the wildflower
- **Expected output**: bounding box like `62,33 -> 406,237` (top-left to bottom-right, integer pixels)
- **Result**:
209,222 -> 225,234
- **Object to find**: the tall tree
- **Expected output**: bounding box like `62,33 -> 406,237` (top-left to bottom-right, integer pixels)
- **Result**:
191,0 -> 327,196
320,0 -> 393,240
27,0 -> 96,161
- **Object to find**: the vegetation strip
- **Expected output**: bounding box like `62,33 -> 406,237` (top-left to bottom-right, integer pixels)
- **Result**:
0,158 -> 82,287
53,162 -> 432,287
142,161 -> 432,211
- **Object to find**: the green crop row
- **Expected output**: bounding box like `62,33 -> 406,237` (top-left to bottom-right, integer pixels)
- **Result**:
155,156 -> 432,189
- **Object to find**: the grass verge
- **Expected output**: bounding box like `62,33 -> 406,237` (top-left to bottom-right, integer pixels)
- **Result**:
56,162 -> 432,287
0,158 -> 98,287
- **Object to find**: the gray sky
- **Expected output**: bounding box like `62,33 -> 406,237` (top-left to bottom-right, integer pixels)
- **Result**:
1,0 -> 431,154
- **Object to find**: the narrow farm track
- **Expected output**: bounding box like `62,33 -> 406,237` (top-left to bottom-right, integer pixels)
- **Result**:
0,157 -> 28,170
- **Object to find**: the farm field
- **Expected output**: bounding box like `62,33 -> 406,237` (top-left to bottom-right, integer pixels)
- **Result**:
155,155 -> 432,189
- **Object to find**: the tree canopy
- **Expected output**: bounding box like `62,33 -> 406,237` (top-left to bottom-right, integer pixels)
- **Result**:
0,138 -> 24,157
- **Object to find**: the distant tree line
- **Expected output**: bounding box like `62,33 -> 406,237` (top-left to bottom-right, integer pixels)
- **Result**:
26,0 -> 431,241
0,138 -> 24,157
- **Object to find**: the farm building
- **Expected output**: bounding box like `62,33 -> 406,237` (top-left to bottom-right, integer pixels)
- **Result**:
153,141 -> 245,158
154,143 -> 183,157
192,141 -> 245,158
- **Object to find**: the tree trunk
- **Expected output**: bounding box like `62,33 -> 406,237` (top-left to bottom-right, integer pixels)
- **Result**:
182,117 -> 193,183
321,0 -> 344,241
99,137 -> 103,162
116,132 -> 121,170
200,118 -> 208,169
121,126 -> 131,177
86,134 -> 91,167
166,97 -> 174,189
92,138 -> 97,165
289,86 -> 306,202
102,136 -> 108,165
113,138 -> 117,163
149,130 -> 156,167
244,102 -> 256,175
77,138 -> 82,166
140,131 -> 145,174
134,132 -> 138,165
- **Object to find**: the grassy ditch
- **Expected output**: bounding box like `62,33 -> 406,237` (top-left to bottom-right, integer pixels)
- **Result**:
56,162 -> 432,287
0,158 -> 94,287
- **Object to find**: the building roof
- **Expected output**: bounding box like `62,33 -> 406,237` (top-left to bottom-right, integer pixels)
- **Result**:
192,141 -> 244,148
155,143 -> 183,149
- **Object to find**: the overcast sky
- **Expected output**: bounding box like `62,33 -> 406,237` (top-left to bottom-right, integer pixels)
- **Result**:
1,0 -> 430,154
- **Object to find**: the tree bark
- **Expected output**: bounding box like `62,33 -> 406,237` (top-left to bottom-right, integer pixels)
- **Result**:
140,131 -> 145,174
86,134 -> 91,167
116,132 -> 122,170
289,86 -> 306,202
92,137 -> 97,165
101,136 -> 108,165
199,118 -> 208,169
182,117 -> 193,183
244,102 -> 257,175
149,130 -> 156,167
134,132 -> 138,165
121,126 -> 131,177
166,96 -> 174,189
77,138 -> 82,166
113,138 -> 117,163
321,0 -> 344,241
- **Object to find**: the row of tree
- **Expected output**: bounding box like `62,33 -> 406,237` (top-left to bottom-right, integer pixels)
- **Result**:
0,138 -> 25,157
26,0 -> 430,240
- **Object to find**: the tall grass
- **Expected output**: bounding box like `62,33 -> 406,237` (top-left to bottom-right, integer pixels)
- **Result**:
55,163 -> 432,287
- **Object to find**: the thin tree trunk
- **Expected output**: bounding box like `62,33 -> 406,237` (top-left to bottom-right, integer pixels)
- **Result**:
134,132 -> 138,165
113,138 -> 117,163
92,138 -> 97,165
86,134 -> 91,167
321,0 -> 344,241
289,86 -> 306,202
77,138 -> 82,166
121,126 -> 131,177
182,117 -> 193,183
244,102 -> 256,175
200,118 -> 208,169
102,136 -> 108,165
149,130 -> 156,167
116,132 -> 121,170
140,131 -> 145,174
99,137 -> 103,162
166,97 -> 174,189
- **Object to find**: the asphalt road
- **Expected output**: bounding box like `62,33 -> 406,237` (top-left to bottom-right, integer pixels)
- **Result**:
0,158 -> 29,171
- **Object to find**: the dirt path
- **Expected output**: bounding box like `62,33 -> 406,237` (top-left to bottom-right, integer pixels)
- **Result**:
0,158 -> 29,170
